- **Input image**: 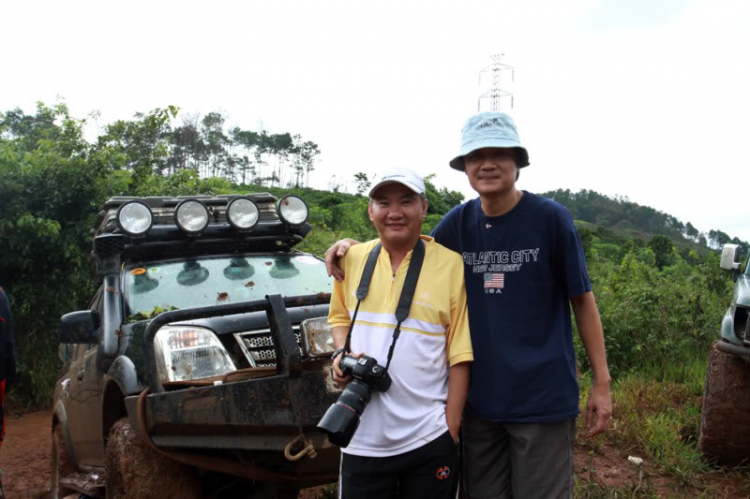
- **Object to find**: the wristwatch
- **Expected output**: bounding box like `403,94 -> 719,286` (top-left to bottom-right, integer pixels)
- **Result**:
331,348 -> 345,360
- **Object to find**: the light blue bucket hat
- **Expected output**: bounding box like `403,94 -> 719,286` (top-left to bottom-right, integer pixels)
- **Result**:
449,112 -> 530,171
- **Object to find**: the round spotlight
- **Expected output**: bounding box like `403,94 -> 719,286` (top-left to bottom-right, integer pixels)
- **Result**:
227,197 -> 260,231
116,201 -> 153,237
174,199 -> 210,234
277,196 -> 308,226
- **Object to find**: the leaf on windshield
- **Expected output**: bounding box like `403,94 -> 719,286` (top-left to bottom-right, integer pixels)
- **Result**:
126,305 -> 179,322
245,281 -> 255,287
217,292 -> 229,302
265,262 -> 273,266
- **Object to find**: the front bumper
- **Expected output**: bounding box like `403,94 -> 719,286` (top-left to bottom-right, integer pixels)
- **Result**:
716,338 -> 750,360
125,365 -> 339,451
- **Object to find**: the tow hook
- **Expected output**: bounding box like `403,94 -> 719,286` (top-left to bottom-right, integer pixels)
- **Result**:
284,431 -> 317,461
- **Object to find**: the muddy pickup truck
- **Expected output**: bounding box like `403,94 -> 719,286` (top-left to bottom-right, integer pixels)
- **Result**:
699,243 -> 750,465
51,194 -> 341,499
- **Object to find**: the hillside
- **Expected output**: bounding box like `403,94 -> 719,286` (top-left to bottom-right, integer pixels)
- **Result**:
540,188 -> 749,256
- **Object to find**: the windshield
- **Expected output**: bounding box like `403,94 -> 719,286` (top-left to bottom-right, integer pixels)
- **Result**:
123,253 -> 332,319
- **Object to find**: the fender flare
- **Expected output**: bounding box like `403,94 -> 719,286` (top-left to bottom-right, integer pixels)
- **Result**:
102,356 -> 145,441
105,356 -> 145,396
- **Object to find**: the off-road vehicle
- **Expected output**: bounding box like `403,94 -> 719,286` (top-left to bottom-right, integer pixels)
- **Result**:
51,193 -> 341,498
699,243 -> 750,465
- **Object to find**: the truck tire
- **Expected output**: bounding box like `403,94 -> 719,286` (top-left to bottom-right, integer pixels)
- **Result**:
105,418 -> 201,499
50,424 -> 76,499
698,341 -> 750,466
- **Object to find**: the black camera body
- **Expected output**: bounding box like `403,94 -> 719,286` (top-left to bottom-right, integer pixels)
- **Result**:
316,354 -> 392,448
339,354 -> 392,392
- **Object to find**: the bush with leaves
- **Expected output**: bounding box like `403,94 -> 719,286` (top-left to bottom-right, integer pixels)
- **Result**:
0,103 -> 108,405
576,247 -> 731,379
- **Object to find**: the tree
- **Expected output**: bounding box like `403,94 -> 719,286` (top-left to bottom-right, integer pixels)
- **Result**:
300,140 -> 319,187
685,222 -> 699,240
201,112 -> 230,178
423,174 -> 464,216
353,172 -> 370,196
96,106 -> 179,179
1,102 -> 111,404
708,229 -> 731,249
648,235 -> 675,270
169,115 -> 203,174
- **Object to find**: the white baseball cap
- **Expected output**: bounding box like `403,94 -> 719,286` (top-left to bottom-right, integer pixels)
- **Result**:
368,167 -> 426,197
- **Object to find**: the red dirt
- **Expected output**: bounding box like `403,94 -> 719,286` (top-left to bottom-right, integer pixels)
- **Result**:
0,410 -> 747,498
0,410 -> 51,498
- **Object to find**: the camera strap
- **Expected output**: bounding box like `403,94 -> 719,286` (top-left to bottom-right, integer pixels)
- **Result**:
343,238 -> 425,370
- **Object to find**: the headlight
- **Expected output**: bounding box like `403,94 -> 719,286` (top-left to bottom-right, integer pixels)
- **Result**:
301,317 -> 335,358
227,197 -> 260,231
277,195 -> 308,226
175,199 -> 210,234
116,201 -> 153,237
153,326 -> 236,382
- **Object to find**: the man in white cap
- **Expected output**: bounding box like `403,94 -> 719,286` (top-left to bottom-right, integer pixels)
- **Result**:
326,114 -> 612,498
328,167 -> 473,498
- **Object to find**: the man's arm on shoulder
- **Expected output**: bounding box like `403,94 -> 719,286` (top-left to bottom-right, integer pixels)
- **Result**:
325,238 -> 360,281
570,291 -> 612,437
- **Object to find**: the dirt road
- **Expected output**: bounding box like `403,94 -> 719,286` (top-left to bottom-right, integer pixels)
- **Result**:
0,410 -> 51,499
0,409 -> 747,498
0,410 -> 329,499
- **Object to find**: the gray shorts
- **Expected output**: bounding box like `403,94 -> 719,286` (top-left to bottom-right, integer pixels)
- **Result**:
461,410 -> 575,499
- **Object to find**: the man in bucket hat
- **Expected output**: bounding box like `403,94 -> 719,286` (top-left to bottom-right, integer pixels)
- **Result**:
325,112 -> 612,498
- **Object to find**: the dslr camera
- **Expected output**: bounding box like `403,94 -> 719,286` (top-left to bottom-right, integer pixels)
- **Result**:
317,354 -> 392,447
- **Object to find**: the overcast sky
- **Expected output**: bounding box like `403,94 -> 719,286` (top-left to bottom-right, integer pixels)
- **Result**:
1,0 -> 748,242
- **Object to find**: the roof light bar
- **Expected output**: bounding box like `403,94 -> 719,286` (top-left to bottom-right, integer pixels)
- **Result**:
116,201 -> 153,237
174,199 -> 210,235
227,197 -> 260,231
277,195 -> 308,226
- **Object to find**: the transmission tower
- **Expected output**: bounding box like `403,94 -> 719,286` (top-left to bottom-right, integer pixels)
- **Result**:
478,54 -> 514,112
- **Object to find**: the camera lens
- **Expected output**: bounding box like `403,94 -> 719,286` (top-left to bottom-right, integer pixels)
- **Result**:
317,380 -> 372,448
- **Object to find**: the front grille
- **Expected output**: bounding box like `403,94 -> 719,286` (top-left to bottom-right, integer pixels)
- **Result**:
233,328 -> 303,367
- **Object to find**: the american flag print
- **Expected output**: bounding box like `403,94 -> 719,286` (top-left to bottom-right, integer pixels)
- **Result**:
484,273 -> 505,289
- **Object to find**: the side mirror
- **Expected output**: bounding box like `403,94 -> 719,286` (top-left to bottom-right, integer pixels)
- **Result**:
719,244 -> 741,271
720,243 -> 742,281
60,310 -> 101,344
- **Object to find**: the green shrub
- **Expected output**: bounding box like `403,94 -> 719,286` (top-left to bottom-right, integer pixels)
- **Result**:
576,249 -> 731,379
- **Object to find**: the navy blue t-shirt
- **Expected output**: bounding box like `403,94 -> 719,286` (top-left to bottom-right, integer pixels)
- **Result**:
432,192 -> 591,422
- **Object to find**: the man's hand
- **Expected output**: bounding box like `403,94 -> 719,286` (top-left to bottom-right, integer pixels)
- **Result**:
447,420 -> 460,445
446,362 -> 470,445
585,380 -> 612,437
331,351 -> 363,388
324,238 -> 359,281
570,292 -> 612,437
